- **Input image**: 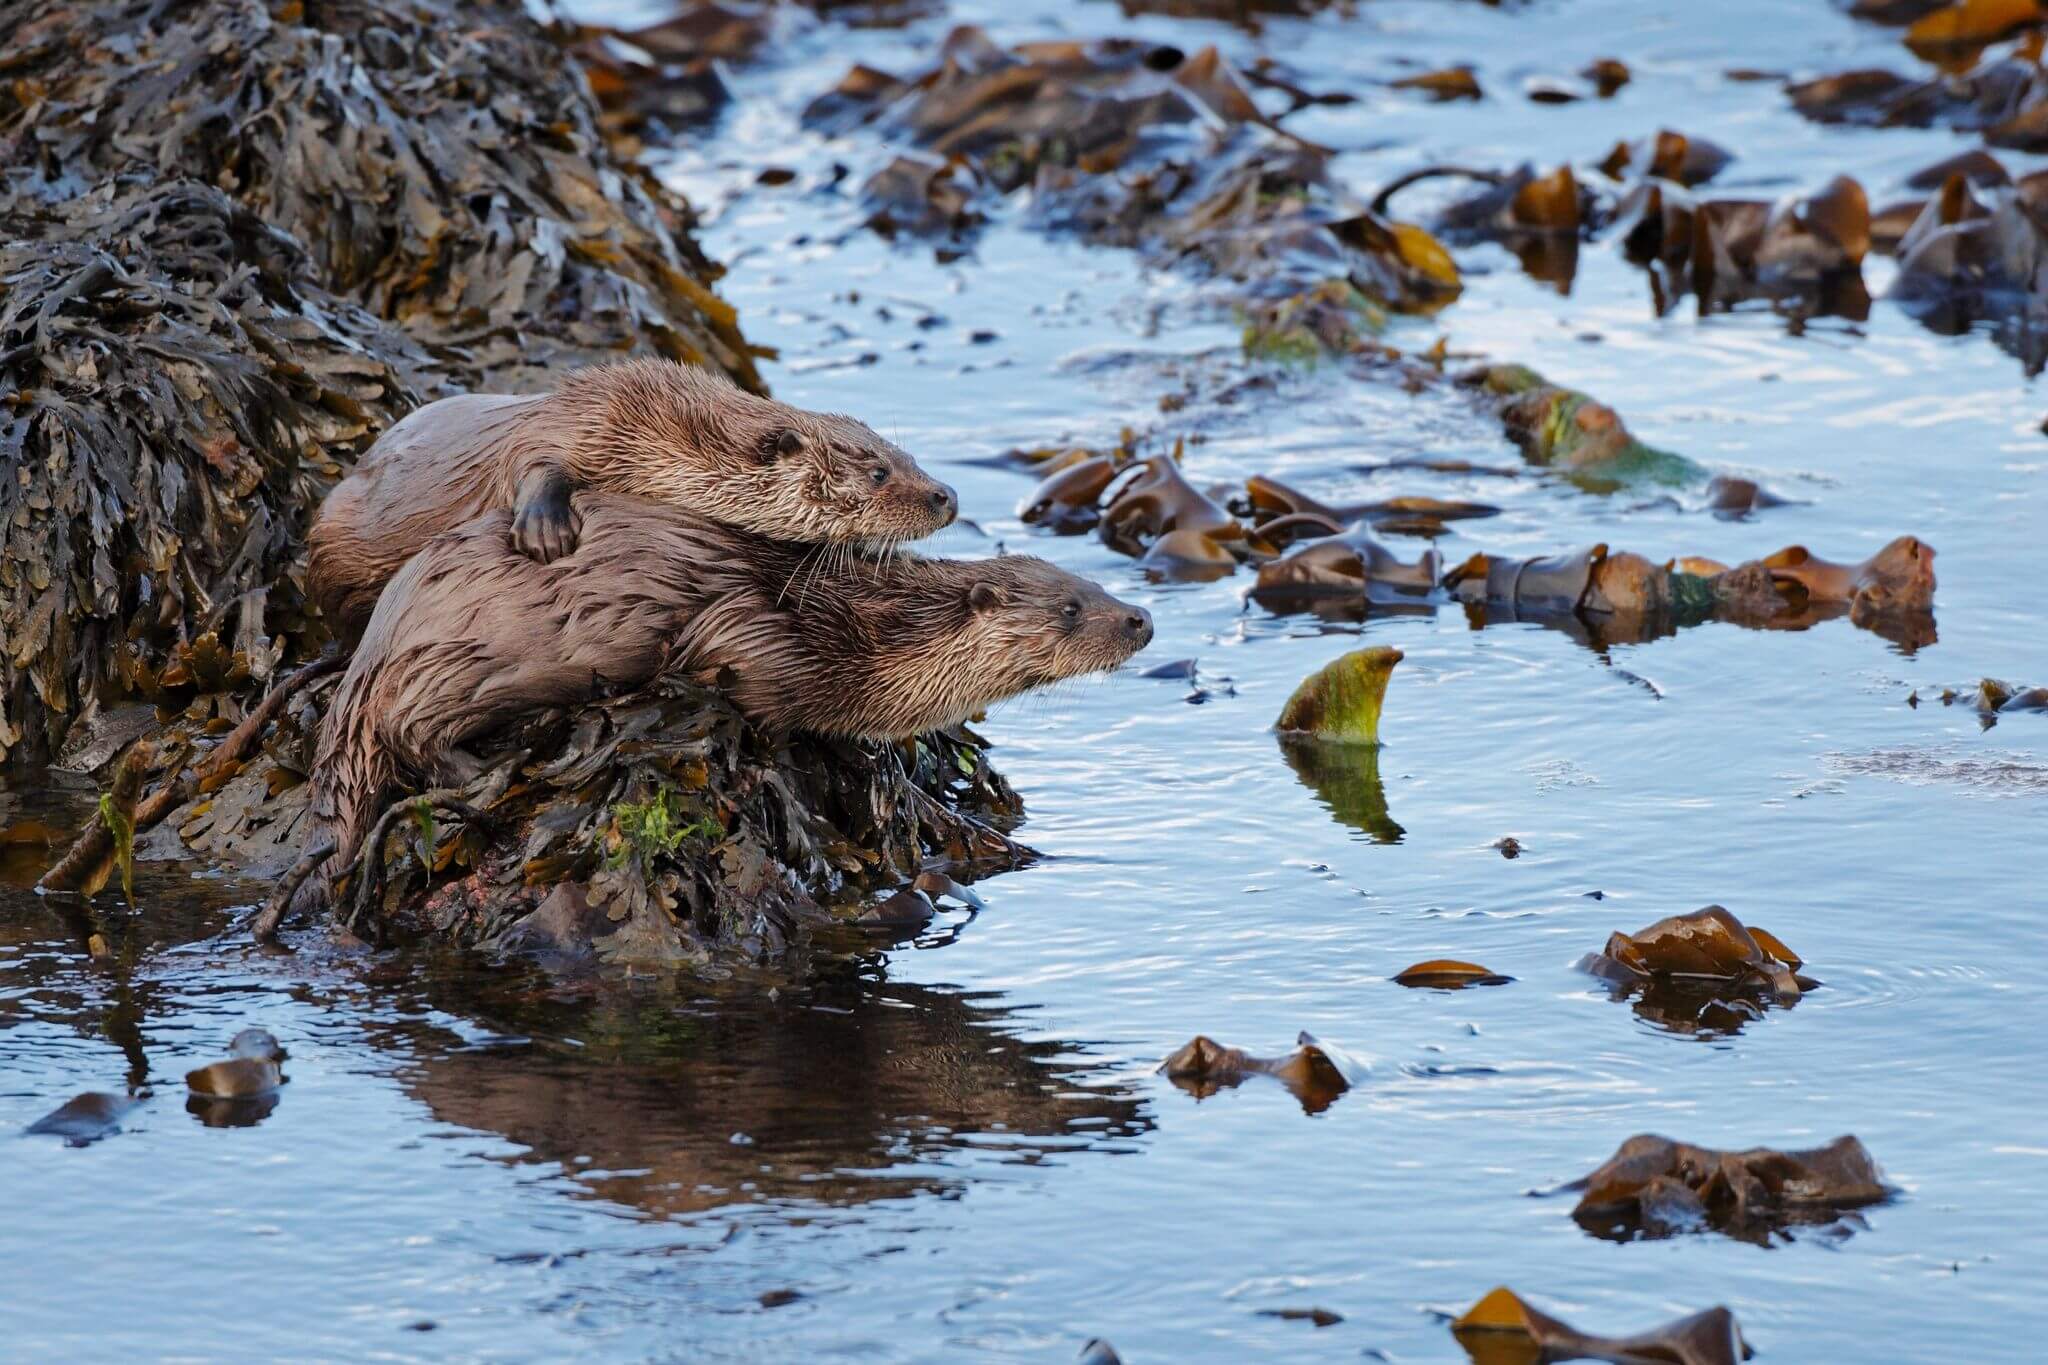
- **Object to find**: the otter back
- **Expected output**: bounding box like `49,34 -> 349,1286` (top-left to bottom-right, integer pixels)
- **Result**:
305,358 -> 959,640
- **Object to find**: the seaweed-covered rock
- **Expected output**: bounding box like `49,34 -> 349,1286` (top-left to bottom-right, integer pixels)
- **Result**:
2,0 -> 761,393
211,675 -> 1029,965
0,0 -> 764,762
0,183 -> 430,761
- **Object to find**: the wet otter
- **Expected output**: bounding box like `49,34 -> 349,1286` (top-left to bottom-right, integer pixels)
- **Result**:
300,495 -> 1151,910
307,358 -> 959,638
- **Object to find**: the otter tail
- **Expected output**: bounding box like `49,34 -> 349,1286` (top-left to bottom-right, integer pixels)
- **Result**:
290,660 -> 398,924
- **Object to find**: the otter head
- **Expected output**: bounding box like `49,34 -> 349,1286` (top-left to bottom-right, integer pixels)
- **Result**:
956,555 -> 1154,699
754,410 -> 959,546
566,358 -> 959,546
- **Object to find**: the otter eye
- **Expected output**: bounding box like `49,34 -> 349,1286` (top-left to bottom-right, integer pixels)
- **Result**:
1060,598 -> 1082,620
869,465 -> 890,487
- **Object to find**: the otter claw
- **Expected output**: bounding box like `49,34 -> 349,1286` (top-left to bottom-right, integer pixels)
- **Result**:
512,470 -> 580,563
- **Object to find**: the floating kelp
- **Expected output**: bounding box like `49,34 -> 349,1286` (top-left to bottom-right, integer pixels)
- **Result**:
23,1091 -> 143,1147
1579,905 -> 1818,1035
1597,129 -> 1735,188
1390,67 -> 1484,102
1567,1133 -> 1892,1244
1099,451 -> 1246,558
1393,960 -> 1513,989
1786,47 -> 2048,148
861,153 -> 992,241
1252,525 -> 1938,651
1274,646 -> 1404,838
1887,176 -> 2048,361
803,26 -> 1462,312
1160,1032 -> 1365,1113
185,1029 -> 287,1101
1241,474 -> 1500,540
1902,0 -> 2047,61
1275,646 -> 1404,744
1461,365 -> 1706,489
1253,526 -> 1443,602
184,1028 -> 288,1127
1450,1287 -> 1750,1365
1912,676 -> 2048,726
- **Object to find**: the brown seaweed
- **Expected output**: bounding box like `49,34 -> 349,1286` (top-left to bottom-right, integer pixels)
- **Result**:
1160,1031 -> 1365,1114
1579,906 -> 1819,1035
0,0 -> 763,763
1451,1287 -> 1751,1365
1393,960 -> 1512,989
1567,1133 -> 1892,1244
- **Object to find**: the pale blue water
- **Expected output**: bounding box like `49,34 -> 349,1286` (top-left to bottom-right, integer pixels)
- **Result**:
5,2 -> 2046,1360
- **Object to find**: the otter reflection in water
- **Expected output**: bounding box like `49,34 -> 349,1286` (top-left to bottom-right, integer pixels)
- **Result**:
386,967 -> 1151,1218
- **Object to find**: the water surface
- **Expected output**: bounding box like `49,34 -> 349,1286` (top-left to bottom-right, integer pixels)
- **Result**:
6,1 -> 2046,1359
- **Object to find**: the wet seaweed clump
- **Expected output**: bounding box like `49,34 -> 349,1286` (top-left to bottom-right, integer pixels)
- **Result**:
802,26 -> 1463,316
0,0 -> 766,763
1450,1286 -> 1751,1365
1918,676 -> 2048,725
1160,1031 -> 1366,1114
233,675 -> 1031,967
1578,905 -> 1819,1036
1568,1133 -> 1893,1245
0,183 -> 430,765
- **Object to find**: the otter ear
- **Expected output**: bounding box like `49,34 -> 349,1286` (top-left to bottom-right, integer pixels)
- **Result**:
968,582 -> 1004,613
760,428 -> 804,463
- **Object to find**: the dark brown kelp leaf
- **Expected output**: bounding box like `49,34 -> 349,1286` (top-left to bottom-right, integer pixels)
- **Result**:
1755,537 -> 1937,614
0,185 -> 426,764
0,0 -> 762,762
1904,0 -> 2046,60
1099,450 -> 1245,557
1579,906 -> 1817,1036
1391,68 -> 1483,101
233,675 -> 1030,968
1160,1031 -> 1365,1113
861,154 -> 990,240
1569,1133 -> 1892,1244
1393,959 -> 1513,989
1020,456 -> 1126,532
1451,1287 -> 1751,1365
1254,525 -> 1441,601
1599,129 -> 1734,187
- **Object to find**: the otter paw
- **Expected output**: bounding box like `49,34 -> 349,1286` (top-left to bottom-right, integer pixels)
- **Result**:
511,473 -> 582,563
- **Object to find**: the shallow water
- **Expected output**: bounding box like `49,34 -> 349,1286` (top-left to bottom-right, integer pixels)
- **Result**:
6,1 -> 2048,1359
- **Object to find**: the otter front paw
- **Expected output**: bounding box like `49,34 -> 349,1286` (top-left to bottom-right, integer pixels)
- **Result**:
511,469 -> 582,563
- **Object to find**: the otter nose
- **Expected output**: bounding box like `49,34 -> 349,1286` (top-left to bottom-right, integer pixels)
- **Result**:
1123,607 -> 1153,646
929,483 -> 957,523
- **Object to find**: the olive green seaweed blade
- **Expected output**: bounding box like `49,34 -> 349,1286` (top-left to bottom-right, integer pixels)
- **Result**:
1275,645 -> 1403,744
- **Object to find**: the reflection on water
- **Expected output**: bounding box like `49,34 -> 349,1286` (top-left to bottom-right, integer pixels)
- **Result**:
1276,734 -> 1403,842
389,960 -> 1150,1218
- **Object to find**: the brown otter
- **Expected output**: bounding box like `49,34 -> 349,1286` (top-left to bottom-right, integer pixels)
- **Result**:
299,494 -> 1151,910
307,358 -> 958,638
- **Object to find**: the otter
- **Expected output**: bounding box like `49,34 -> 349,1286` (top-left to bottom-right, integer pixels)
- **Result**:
306,358 -> 959,638
299,494 -> 1151,909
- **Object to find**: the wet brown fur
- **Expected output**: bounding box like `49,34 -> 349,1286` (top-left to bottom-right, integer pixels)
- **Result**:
300,494 -> 1151,911
307,358 -> 956,637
